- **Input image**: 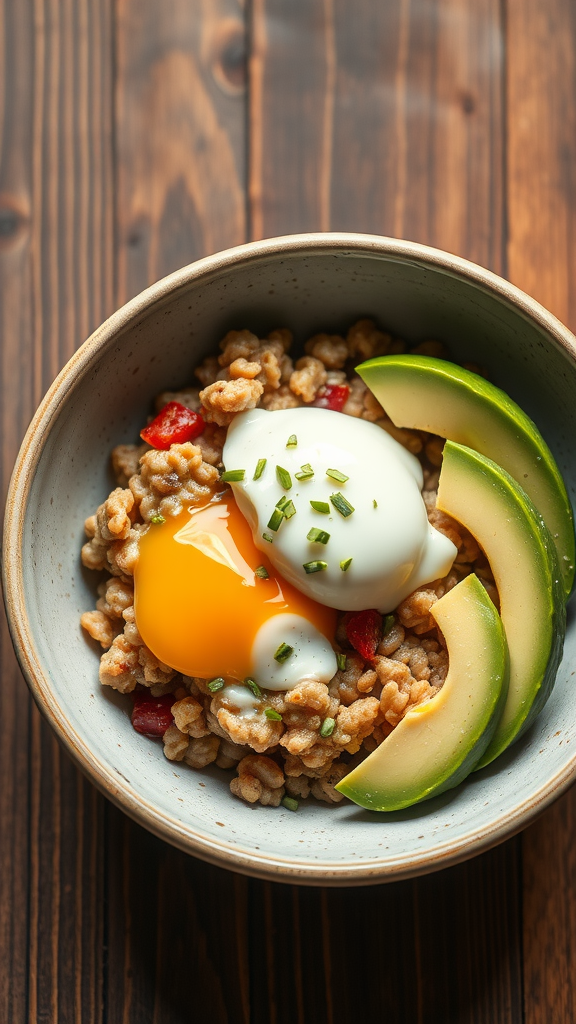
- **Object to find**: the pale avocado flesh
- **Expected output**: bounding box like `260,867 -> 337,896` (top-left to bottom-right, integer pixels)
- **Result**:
437,442 -> 565,769
335,574 -> 509,811
357,354 -> 575,598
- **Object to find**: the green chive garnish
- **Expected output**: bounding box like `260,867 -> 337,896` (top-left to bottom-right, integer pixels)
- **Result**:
245,678 -> 262,698
303,560 -> 328,574
373,499 -> 378,508
265,707 -> 283,721
326,468 -> 349,483
276,496 -> 296,519
262,532 -> 273,543
330,492 -> 354,517
310,500 -> 330,514
295,463 -> 314,480
307,527 -> 330,545
267,508 -> 285,532
207,677 -> 225,692
340,557 -> 353,572
274,642 -> 294,664
336,653 -> 347,671
320,717 -> 336,738
282,796 -> 299,811
276,465 -> 292,490
150,514 -> 165,525
383,613 -> 395,634
221,469 -> 245,482
254,458 -> 267,480
286,434 -> 298,448
255,565 -> 270,579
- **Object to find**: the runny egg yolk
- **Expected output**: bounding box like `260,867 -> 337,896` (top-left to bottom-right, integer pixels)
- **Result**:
134,494 -> 336,682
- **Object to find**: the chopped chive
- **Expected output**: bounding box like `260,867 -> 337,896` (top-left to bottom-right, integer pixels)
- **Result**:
276,465 -> 292,490
307,527 -> 330,545
373,499 -> 378,508
262,532 -> 274,543
295,463 -> 314,480
330,492 -> 355,517
265,707 -> 283,721
245,678 -> 262,698
320,717 -> 336,738
150,514 -> 166,525
282,796 -> 299,811
282,499 -> 296,520
267,508 -> 285,532
326,468 -> 349,483
286,434 -> 298,448
221,469 -> 245,482
276,495 -> 296,519
274,642 -> 294,664
310,500 -> 330,514
255,565 -> 270,579
303,560 -> 328,574
336,653 -> 347,672
383,613 -> 395,634
207,677 -> 225,692
253,458 -> 267,480
340,557 -> 353,572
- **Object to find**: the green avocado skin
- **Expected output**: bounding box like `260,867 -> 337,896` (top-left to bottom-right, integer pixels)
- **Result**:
357,354 -> 575,599
475,500 -> 566,770
437,441 -> 566,770
336,576 -> 510,812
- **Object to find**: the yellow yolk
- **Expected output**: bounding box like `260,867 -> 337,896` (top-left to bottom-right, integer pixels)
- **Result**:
134,494 -> 336,681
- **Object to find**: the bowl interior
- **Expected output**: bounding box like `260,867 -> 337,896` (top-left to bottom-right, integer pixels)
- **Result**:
16,241 -> 576,882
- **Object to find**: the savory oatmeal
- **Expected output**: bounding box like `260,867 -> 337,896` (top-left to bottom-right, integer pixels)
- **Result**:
80,320 -> 496,810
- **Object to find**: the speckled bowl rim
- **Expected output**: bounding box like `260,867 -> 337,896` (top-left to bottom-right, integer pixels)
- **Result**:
4,231 -> 576,886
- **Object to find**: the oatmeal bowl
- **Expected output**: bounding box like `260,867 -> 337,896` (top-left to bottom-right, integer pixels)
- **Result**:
4,232 -> 576,885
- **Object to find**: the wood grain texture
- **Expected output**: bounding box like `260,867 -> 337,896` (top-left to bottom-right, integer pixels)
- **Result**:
507,4 -> 576,1022
250,0 -> 504,271
507,0 -> 576,329
115,0 -> 247,303
1,0 -> 576,1019
0,1 -> 114,1022
249,3 -> 522,1023
108,4 -> 249,1022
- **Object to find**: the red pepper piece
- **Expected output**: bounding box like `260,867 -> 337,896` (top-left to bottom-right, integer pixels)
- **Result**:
131,691 -> 175,737
312,384 -> 350,413
345,609 -> 383,661
140,401 -> 204,450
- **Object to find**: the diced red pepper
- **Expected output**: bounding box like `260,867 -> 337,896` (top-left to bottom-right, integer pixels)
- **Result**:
131,691 -> 175,737
140,401 -> 204,450
312,384 -> 350,413
345,609 -> 383,661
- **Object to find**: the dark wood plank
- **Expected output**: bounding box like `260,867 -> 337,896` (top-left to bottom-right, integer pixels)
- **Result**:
250,0 -> 504,272
105,814 -> 250,1024
108,3 -> 249,1022
413,842 -> 523,1024
249,3 -> 522,1023
2,0 -> 575,1019
0,1 -> 114,1022
115,0 -> 247,303
506,2 -> 576,1021
507,0 -> 576,330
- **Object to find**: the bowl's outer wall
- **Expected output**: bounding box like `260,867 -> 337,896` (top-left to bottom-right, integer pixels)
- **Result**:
9,238 -> 576,883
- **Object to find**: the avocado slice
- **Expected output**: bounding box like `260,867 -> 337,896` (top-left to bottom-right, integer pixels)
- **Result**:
335,574 -> 508,811
437,442 -> 566,768
357,354 -> 575,598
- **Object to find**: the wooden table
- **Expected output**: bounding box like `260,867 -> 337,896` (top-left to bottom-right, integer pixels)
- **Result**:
1,1 -> 574,1020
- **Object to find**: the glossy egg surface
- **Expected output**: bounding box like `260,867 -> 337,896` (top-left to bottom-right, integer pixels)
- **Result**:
134,494 -> 336,682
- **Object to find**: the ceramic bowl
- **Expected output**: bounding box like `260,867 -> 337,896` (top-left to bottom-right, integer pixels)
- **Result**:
4,233 -> 576,886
